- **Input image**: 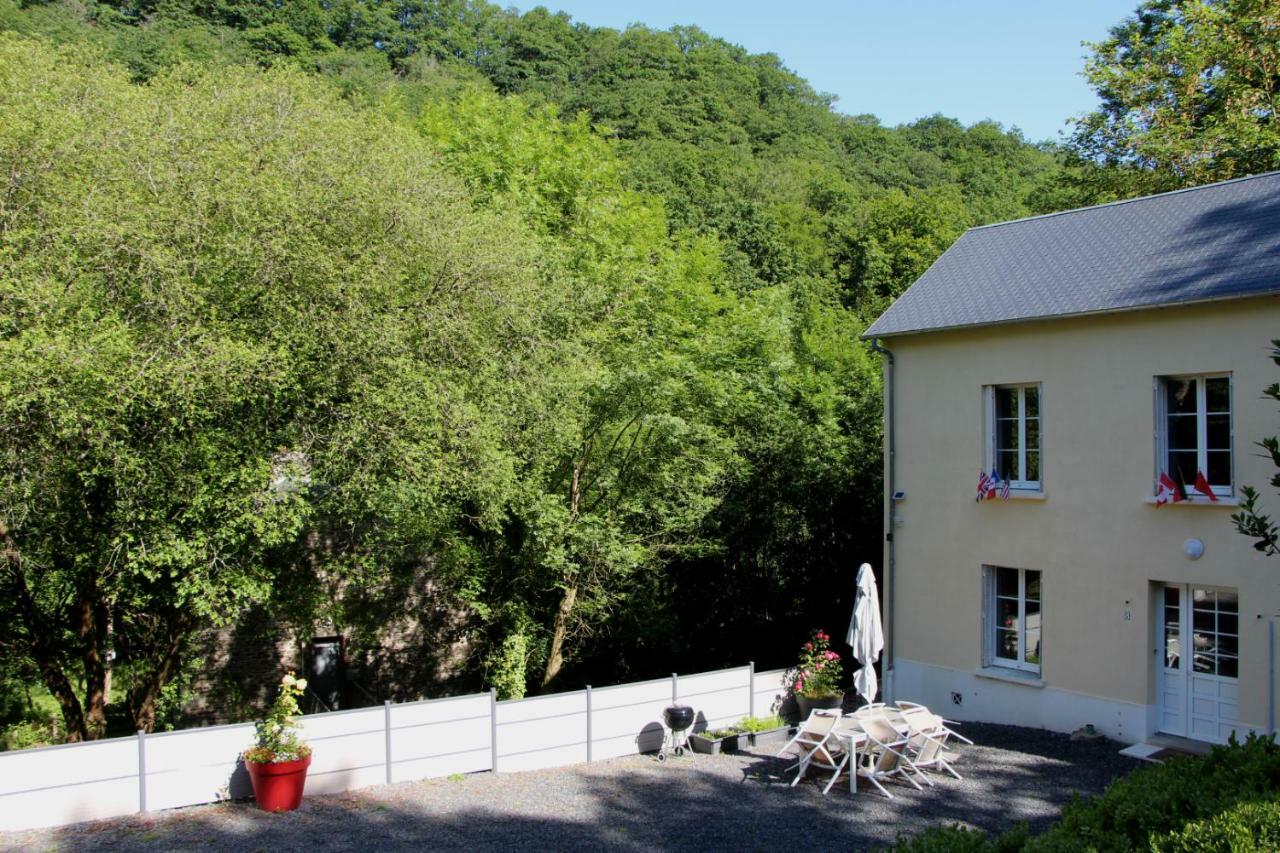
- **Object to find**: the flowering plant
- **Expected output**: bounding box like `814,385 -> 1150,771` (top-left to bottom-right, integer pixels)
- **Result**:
791,629 -> 844,699
243,672 -> 311,764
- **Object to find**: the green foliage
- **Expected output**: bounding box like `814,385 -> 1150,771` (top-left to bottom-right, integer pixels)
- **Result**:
735,715 -> 786,733
792,629 -> 843,699
1,717 -> 61,752
1233,339 -> 1280,556
893,735 -> 1280,852
243,673 -> 309,764
485,628 -> 531,701
1071,0 -> 1280,194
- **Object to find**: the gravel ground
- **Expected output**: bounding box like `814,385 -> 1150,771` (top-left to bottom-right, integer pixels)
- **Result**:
3,723 -> 1140,852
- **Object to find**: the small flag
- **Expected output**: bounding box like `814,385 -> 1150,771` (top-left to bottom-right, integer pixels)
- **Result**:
1156,472 -> 1182,506
976,470 -> 990,501
999,476 -> 1011,500
1193,470 -> 1219,502
986,469 -> 1001,500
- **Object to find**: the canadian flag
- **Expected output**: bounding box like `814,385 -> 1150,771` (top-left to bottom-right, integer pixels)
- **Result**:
1193,470 -> 1219,502
1155,472 -> 1182,506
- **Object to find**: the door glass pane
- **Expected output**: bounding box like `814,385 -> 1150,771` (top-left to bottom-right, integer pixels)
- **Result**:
1164,625 -> 1181,668
1207,451 -> 1232,487
1024,386 -> 1038,418
1217,634 -> 1238,657
1164,586 -> 1180,611
1193,609 -> 1215,633
1192,636 -> 1215,673
1167,378 -> 1197,414
1217,590 -> 1239,612
996,568 -> 1018,597
1219,656 -> 1238,679
1219,612 -> 1237,636
1025,451 -> 1040,483
1206,377 -> 1230,413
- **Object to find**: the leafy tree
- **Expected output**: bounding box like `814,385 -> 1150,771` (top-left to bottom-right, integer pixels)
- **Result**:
1072,0 -> 1280,192
0,36 -> 574,734
1233,340 -> 1280,556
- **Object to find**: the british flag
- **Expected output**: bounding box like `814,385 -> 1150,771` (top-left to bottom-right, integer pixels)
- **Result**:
976,470 -> 990,501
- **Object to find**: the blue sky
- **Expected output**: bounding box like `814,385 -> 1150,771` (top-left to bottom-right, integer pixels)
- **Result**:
505,1 -> 1139,142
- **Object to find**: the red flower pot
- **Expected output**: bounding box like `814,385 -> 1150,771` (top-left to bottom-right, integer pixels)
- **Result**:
246,754 -> 311,813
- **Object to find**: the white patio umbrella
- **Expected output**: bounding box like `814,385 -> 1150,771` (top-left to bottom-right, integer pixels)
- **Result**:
846,562 -> 884,704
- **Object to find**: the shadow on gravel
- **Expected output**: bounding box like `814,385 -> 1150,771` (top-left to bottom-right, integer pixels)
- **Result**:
10,724 -> 1139,853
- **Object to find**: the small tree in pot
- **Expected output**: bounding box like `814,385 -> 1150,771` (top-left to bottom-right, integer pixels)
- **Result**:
243,673 -> 312,812
791,629 -> 844,718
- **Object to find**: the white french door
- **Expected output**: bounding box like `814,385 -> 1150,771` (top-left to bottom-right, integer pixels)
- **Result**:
1157,584 -> 1239,743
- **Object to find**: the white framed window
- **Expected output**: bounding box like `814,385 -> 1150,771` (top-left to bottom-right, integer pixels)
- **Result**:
983,566 -> 1041,674
1155,374 -> 1232,497
984,384 -> 1041,490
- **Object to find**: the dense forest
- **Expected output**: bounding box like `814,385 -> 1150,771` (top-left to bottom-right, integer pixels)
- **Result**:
1,0 -> 1275,742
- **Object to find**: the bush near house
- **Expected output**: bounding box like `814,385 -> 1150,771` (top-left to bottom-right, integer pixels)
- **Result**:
895,735 -> 1280,852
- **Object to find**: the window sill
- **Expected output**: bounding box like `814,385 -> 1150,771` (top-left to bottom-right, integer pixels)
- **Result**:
975,667 -> 1044,688
1142,495 -> 1238,507
979,490 -> 1046,501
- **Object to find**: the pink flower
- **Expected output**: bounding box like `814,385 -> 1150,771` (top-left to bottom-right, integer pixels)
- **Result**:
804,642 -> 814,652
825,651 -> 838,660
794,680 -> 804,691
815,662 -> 825,670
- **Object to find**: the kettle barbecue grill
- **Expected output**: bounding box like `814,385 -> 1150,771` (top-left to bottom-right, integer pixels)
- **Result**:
658,704 -> 695,761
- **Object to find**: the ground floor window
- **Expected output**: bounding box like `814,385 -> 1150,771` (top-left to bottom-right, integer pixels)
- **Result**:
983,566 -> 1041,674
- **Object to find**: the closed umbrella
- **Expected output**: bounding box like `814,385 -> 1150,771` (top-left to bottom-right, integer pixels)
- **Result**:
846,563 -> 884,704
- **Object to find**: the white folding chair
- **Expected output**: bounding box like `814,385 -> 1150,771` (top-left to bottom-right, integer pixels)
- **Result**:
896,700 -> 974,745
777,710 -> 846,791
856,714 -> 925,799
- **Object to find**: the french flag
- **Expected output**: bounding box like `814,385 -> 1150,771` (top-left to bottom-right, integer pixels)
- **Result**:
1193,470 -> 1219,502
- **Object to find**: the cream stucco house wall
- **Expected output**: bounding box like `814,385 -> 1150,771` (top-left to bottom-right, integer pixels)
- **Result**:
864,172 -> 1280,746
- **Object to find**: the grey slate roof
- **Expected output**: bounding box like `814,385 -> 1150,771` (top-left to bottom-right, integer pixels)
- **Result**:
863,171 -> 1280,339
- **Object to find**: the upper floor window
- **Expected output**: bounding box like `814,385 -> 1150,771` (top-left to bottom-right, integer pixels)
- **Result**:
1156,374 -> 1232,498
986,384 -> 1040,490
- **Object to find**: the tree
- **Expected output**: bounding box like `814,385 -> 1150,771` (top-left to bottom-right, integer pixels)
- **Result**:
0,36 -> 572,735
1072,0 -> 1280,192
1233,340 -> 1280,556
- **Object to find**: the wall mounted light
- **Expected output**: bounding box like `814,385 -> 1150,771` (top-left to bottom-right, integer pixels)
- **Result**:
1183,538 -> 1205,560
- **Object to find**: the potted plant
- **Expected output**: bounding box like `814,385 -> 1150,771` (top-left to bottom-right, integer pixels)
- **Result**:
790,628 -> 844,718
243,672 -> 312,813
689,726 -> 748,755
736,714 -> 792,749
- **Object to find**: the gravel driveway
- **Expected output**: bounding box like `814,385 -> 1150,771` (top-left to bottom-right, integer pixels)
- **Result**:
3,723 -> 1139,852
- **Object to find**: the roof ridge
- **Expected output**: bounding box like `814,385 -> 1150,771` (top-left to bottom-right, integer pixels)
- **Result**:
967,170 -> 1280,233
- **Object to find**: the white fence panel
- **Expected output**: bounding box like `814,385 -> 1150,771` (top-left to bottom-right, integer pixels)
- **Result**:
297,707 -> 386,795
678,667 -> 751,731
753,669 -> 791,719
145,723 -> 255,811
495,691 -> 587,772
390,694 -> 492,783
0,737 -> 138,831
589,677 -> 670,760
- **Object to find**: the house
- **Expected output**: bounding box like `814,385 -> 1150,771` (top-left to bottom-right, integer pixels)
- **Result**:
863,171 -> 1280,746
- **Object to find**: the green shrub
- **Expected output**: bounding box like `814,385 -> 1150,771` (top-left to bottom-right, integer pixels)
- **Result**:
1151,801 -> 1280,852
736,715 -> 787,732
893,735 -> 1280,852
1,717 -> 60,751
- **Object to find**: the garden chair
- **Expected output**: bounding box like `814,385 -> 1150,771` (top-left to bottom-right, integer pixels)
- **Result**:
777,709 -> 846,791
895,700 -> 974,745
855,714 -> 925,799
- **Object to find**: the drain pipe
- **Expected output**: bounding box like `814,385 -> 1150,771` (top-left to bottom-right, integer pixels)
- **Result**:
869,337 -> 895,702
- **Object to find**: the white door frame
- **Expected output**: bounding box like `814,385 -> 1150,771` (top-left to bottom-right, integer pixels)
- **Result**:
1157,582 -> 1239,744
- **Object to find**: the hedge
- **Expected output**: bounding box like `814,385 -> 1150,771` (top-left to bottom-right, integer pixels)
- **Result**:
894,735 -> 1280,852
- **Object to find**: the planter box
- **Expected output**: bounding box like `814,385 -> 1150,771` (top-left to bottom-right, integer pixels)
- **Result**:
747,725 -> 795,749
689,731 -> 747,755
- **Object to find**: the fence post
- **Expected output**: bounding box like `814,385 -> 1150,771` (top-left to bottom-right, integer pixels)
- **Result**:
585,686 -> 593,764
384,700 -> 393,785
748,661 -> 756,719
490,688 -> 499,774
671,672 -> 678,704
136,730 -> 148,814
